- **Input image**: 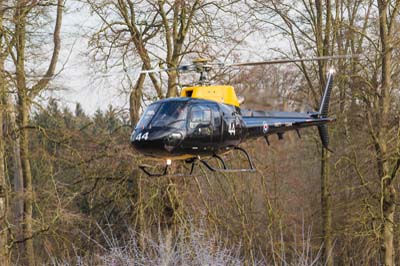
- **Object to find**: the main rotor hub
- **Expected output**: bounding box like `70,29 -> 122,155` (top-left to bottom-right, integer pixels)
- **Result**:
192,58 -> 212,85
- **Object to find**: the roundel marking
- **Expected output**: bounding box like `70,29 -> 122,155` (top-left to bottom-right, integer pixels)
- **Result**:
263,122 -> 269,133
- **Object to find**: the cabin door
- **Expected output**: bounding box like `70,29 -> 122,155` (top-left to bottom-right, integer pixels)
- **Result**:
185,104 -> 213,150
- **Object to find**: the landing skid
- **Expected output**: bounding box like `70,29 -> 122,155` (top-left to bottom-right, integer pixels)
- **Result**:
139,147 -> 256,177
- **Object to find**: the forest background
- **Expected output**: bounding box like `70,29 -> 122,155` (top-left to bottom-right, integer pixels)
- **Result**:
0,0 -> 400,265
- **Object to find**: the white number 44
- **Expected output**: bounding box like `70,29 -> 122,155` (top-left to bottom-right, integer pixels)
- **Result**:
135,132 -> 149,141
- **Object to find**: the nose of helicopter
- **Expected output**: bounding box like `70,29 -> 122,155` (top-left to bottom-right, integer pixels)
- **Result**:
130,128 -> 184,157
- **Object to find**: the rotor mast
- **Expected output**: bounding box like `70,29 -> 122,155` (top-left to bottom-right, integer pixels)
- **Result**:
193,58 -> 212,86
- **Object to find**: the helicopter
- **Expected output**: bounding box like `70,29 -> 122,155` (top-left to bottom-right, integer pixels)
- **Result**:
130,56 -> 350,177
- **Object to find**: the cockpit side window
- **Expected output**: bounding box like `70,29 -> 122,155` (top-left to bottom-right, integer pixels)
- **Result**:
189,105 -> 211,129
150,101 -> 187,128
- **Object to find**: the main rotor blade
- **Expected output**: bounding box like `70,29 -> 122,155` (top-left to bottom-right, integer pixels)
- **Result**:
140,64 -> 196,74
140,54 -> 359,73
140,67 -> 177,74
226,54 -> 359,67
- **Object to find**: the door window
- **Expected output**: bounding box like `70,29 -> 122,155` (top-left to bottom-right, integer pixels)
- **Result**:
189,106 -> 211,129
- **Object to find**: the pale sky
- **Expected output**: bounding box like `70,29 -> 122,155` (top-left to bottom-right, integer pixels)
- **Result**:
48,1 -> 128,115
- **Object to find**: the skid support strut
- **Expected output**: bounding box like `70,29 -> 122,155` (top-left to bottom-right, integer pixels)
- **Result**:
139,159 -> 197,177
199,147 -> 256,172
139,164 -> 169,177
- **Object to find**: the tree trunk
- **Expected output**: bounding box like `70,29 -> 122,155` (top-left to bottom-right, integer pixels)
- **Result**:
14,1 -> 35,263
136,174 -> 146,251
0,1 -> 8,261
377,1 -> 397,264
18,95 -> 35,266
0,59 -> 9,266
166,71 -> 178,98
129,71 -> 145,126
8,98 -> 24,254
0,105 -> 8,266
315,1 -> 333,264
382,182 -> 395,266
321,146 -> 332,266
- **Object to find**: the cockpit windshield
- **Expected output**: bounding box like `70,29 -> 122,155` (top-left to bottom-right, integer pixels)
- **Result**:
135,101 -> 187,129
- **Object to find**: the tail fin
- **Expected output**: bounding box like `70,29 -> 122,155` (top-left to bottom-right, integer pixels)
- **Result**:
318,70 -> 334,118
318,70 -> 334,151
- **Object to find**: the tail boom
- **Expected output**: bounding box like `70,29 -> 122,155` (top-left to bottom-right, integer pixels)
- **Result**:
242,70 -> 335,149
243,114 -> 334,140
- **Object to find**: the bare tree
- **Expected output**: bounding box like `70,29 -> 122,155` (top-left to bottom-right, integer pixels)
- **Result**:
374,1 -> 400,264
87,0 -> 228,125
251,1 -> 400,265
0,1 -> 8,261
248,1 -> 335,264
10,1 -> 64,264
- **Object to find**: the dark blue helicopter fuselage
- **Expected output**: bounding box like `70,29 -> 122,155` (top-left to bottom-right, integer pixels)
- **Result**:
130,97 -> 333,160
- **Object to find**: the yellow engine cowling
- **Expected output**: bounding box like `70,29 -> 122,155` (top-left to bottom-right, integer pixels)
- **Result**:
180,85 -> 240,107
